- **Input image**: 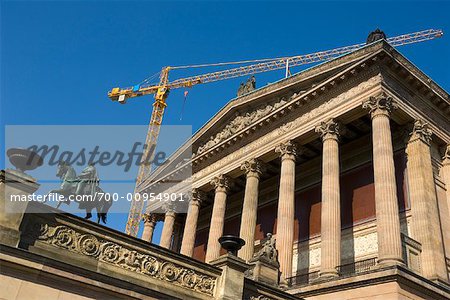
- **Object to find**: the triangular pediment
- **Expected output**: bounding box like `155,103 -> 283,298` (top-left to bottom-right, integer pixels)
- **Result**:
192,53 -> 372,155
140,40 -> 450,190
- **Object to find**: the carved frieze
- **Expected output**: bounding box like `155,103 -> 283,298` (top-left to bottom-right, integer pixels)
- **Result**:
35,224 -> 216,295
196,98 -> 288,155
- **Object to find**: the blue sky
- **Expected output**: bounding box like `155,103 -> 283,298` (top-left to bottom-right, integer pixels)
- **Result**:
2,1 -> 449,240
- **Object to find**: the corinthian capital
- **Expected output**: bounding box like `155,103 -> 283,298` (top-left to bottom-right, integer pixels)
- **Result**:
443,145 -> 450,164
408,119 -> 433,145
210,174 -> 233,193
162,202 -> 176,216
190,188 -> 206,206
362,93 -> 398,118
275,140 -> 298,161
315,119 -> 341,142
142,213 -> 161,224
241,158 -> 265,178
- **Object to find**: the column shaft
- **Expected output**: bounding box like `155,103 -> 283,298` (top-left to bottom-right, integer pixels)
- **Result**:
364,94 -> 403,265
442,146 -> 450,224
205,175 -> 232,263
206,190 -> 227,262
141,214 -> 157,243
180,190 -> 204,257
239,174 -> 260,261
316,119 -> 341,277
160,211 -> 176,249
275,141 -> 297,282
407,121 -> 447,281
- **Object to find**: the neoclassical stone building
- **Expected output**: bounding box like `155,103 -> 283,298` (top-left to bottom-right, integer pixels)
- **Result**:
140,40 -> 450,299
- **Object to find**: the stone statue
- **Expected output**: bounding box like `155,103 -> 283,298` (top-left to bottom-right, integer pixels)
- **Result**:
366,28 -> 386,44
237,76 -> 256,96
237,83 -> 246,97
46,161 -> 112,223
254,233 -> 279,265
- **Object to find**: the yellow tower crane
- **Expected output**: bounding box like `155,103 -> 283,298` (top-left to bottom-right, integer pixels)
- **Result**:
108,29 -> 443,237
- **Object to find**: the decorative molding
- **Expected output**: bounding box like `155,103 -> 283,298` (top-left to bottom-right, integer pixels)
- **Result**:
315,118 -> 341,142
34,224 -> 216,295
210,174 -> 233,193
408,119 -> 433,145
241,159 -> 265,178
362,92 -> 398,118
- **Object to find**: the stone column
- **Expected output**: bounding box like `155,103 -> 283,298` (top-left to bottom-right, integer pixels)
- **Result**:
141,213 -> 158,243
275,140 -> 297,282
363,93 -> 403,265
238,159 -> 265,261
160,205 -> 176,249
205,175 -> 232,263
442,146 -> 450,225
315,119 -> 341,278
406,120 -> 448,281
180,189 -> 206,257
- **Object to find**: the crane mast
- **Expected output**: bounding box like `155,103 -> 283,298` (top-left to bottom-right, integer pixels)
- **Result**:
109,29 -> 443,237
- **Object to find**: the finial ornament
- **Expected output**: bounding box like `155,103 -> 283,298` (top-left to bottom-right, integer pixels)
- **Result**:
241,158 -> 265,178
362,93 -> 398,118
275,140 -> 298,160
315,118 -> 341,142
409,119 -> 433,145
210,174 -> 233,193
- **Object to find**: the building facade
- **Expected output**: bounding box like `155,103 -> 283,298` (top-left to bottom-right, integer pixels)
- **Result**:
140,40 -> 450,299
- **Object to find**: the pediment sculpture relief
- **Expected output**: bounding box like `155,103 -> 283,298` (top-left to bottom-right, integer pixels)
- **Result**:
196,97 -> 291,155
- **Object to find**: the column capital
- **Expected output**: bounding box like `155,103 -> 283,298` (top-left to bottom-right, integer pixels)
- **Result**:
142,213 -> 160,224
241,158 -> 265,178
408,119 -> 433,145
162,202 -> 177,216
189,188 -> 206,207
443,145 -> 450,164
362,93 -> 398,119
315,118 -> 341,142
210,174 -> 233,193
275,140 -> 299,161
